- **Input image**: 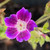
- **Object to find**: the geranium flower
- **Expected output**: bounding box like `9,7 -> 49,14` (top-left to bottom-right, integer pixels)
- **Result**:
4,7 -> 37,42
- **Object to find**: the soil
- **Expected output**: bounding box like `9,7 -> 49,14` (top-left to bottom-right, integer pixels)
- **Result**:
0,39 -> 33,50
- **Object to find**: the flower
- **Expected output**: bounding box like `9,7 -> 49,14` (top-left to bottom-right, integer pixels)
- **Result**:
4,7 -> 37,42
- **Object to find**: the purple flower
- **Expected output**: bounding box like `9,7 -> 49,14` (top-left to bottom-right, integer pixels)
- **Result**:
4,7 -> 37,42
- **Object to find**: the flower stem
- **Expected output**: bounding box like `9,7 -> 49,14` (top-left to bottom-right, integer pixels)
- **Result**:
36,15 -> 50,25
0,0 -> 10,7
35,14 -> 47,23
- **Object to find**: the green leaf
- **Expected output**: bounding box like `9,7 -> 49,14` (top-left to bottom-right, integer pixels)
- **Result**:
0,25 -> 5,33
45,1 -> 50,15
28,30 -> 50,49
32,43 -> 37,49
43,22 -> 49,29
42,22 -> 50,33
42,28 -> 50,33
0,32 -> 6,38
28,30 -> 40,49
31,30 -> 40,38
29,37 -> 37,49
0,17 -> 7,38
45,36 -> 50,42
35,38 -> 39,43
39,36 -> 45,47
0,32 -> 9,39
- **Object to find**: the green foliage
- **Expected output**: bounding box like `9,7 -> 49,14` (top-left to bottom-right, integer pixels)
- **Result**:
0,17 -> 7,38
32,43 -> 37,49
0,32 -> 6,38
39,36 -> 45,47
42,22 -> 50,33
31,30 -> 40,38
43,22 -> 49,28
35,2 -> 50,25
0,26 -> 7,38
0,26 -> 5,33
28,29 -> 50,49
45,1 -> 50,15
28,30 -> 39,49
28,21 -> 50,49
45,36 -> 50,42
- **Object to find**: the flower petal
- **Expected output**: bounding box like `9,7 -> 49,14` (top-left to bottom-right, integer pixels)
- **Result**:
5,27 -> 19,39
16,30 -> 31,42
16,7 -> 31,23
4,14 -> 17,27
27,20 -> 37,32
16,33 -> 23,42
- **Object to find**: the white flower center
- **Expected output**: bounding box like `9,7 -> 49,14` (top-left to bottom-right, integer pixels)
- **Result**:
16,19 -> 27,31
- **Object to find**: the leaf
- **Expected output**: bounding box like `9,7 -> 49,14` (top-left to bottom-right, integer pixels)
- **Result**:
39,36 -> 45,47
31,30 -> 40,38
28,30 -> 40,49
0,32 -> 6,38
45,36 -> 50,42
0,16 -> 7,38
0,25 -> 5,33
28,29 -> 50,49
43,22 -> 49,29
32,43 -> 37,49
42,22 -> 50,33
45,1 -> 50,14
35,38 -> 40,43
42,29 -> 50,33
29,37 -> 37,49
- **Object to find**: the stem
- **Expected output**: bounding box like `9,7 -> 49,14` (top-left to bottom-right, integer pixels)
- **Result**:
36,16 -> 50,25
37,27 -> 43,31
35,14 -> 50,23
0,0 -> 10,7
35,15 -> 47,23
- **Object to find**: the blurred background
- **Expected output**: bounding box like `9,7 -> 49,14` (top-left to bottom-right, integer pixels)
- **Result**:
0,0 -> 50,50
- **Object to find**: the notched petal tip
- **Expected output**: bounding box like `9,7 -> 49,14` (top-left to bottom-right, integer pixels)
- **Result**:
23,30 -> 31,41
22,7 -> 25,10
16,33 -> 23,42
16,30 -> 31,42
5,27 -> 19,39
16,7 -> 32,23
27,20 -> 37,32
10,14 -> 16,18
4,14 -> 17,27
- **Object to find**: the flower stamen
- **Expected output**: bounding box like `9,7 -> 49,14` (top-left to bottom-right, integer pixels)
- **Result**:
16,19 -> 26,31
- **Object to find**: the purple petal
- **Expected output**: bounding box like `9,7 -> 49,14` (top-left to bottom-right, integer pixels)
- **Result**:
27,20 -> 37,32
16,7 -> 31,23
16,30 -> 31,42
5,27 -> 19,39
4,14 -> 17,27
16,33 -> 23,42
